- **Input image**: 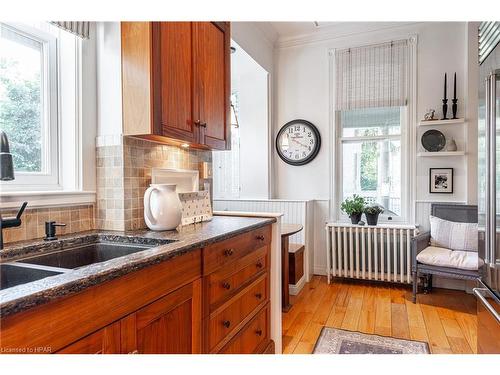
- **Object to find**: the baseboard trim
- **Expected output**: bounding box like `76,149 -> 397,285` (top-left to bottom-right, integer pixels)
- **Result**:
289,275 -> 307,295
313,266 -> 327,276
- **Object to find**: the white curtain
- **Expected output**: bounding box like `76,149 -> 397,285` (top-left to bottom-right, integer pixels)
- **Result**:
50,22 -> 90,39
335,39 -> 408,111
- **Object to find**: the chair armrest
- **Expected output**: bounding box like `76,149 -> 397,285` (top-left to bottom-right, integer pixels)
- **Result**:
411,231 -> 430,268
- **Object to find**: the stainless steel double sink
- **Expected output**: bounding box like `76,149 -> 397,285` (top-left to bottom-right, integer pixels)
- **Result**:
0,239 -> 174,291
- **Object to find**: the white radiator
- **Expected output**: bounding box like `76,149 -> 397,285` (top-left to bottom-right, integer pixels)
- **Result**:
325,223 -> 417,284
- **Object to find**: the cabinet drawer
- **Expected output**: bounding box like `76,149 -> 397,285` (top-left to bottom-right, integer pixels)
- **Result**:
219,304 -> 269,354
203,225 -> 271,274
208,274 -> 268,351
207,246 -> 268,308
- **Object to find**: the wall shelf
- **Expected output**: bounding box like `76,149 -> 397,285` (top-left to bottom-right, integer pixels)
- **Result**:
417,151 -> 466,157
418,118 -> 465,126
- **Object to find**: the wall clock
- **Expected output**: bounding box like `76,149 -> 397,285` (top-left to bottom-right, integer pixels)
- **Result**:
276,119 -> 321,166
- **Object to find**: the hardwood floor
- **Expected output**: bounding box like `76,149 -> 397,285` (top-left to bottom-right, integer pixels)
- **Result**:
282,276 -> 477,354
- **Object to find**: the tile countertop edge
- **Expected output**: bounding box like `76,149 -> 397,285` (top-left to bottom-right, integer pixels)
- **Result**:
0,215 -> 276,318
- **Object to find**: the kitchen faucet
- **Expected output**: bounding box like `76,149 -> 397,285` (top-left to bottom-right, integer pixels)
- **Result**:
0,202 -> 28,250
0,130 -> 28,249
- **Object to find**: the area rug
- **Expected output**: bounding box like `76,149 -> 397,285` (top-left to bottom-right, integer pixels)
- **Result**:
313,327 -> 430,354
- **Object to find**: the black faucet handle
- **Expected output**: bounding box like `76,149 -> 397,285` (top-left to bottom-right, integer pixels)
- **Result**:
16,202 -> 27,219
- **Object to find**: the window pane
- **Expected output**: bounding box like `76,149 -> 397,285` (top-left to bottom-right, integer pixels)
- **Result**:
0,26 -> 44,173
341,107 -> 401,137
342,139 -> 402,216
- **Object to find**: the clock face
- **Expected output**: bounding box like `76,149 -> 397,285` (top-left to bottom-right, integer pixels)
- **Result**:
276,120 -> 321,166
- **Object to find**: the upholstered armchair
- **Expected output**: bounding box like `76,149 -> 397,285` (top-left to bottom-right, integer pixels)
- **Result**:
411,204 -> 480,303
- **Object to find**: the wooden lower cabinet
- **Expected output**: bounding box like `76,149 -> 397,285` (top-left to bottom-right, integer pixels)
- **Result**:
0,226 -> 275,355
219,304 -> 270,354
201,225 -> 274,354
57,322 -> 121,354
120,279 -> 202,354
56,279 -> 202,354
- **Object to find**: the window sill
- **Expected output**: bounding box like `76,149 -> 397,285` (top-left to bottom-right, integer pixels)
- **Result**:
0,191 -> 96,210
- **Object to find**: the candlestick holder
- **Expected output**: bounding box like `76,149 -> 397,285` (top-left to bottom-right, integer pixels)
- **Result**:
451,98 -> 458,119
441,99 -> 448,120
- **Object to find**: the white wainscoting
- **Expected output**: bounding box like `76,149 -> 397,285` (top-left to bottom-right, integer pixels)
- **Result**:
213,199 -> 315,288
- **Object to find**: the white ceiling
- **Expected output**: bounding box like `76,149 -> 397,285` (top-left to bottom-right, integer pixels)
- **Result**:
269,22 -> 342,38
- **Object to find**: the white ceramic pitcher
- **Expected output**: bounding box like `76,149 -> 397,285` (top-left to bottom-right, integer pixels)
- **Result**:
144,184 -> 182,231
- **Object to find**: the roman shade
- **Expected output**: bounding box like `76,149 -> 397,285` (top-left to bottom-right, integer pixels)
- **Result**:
335,39 -> 408,111
340,106 -> 401,129
50,22 -> 90,39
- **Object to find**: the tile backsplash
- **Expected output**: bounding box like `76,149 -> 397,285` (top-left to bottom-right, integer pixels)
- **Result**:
2,205 -> 95,245
96,135 -> 212,231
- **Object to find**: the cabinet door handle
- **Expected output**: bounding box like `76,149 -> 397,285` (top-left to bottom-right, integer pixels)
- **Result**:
194,120 -> 201,126
222,282 -> 231,290
255,329 -> 263,336
222,320 -> 231,328
224,248 -> 234,257
256,235 -> 265,241
255,292 -> 262,299
256,261 -> 263,269
199,122 -> 207,128
128,350 -> 139,354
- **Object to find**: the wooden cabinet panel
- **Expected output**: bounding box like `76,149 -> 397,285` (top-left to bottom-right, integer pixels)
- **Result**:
219,304 -> 270,354
203,225 -> 271,274
121,22 -> 153,136
194,22 -> 230,150
207,246 -> 268,308
208,275 -> 267,351
121,279 -> 202,354
57,322 -> 121,354
157,22 -> 197,143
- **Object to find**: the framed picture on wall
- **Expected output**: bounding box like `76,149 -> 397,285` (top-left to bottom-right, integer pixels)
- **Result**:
429,168 -> 454,194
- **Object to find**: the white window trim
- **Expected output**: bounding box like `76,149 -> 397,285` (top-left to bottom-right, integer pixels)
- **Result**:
1,22 -> 59,190
0,22 -> 96,207
328,35 -> 417,225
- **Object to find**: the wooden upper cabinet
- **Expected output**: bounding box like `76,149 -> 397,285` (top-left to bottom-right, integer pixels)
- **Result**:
121,21 -> 230,150
120,279 -> 202,354
194,22 -> 231,150
156,22 -> 197,144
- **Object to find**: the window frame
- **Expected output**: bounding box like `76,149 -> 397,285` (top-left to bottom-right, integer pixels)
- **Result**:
0,22 -> 59,191
335,107 -> 409,223
329,36 -> 417,225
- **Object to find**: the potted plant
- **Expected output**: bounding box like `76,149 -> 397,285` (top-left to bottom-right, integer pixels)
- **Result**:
363,205 -> 384,226
340,195 -> 365,224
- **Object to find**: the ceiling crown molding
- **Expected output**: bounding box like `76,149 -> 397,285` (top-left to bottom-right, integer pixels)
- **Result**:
275,22 -> 422,49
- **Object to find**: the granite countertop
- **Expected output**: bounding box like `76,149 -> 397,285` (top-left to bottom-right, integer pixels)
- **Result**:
0,215 -> 276,318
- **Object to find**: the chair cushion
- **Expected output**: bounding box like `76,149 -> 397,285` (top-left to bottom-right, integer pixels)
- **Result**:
430,215 -> 478,252
416,246 -> 483,270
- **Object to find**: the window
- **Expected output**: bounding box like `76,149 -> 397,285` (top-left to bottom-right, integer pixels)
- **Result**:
333,39 -> 411,222
339,106 -> 405,217
0,22 -> 80,192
